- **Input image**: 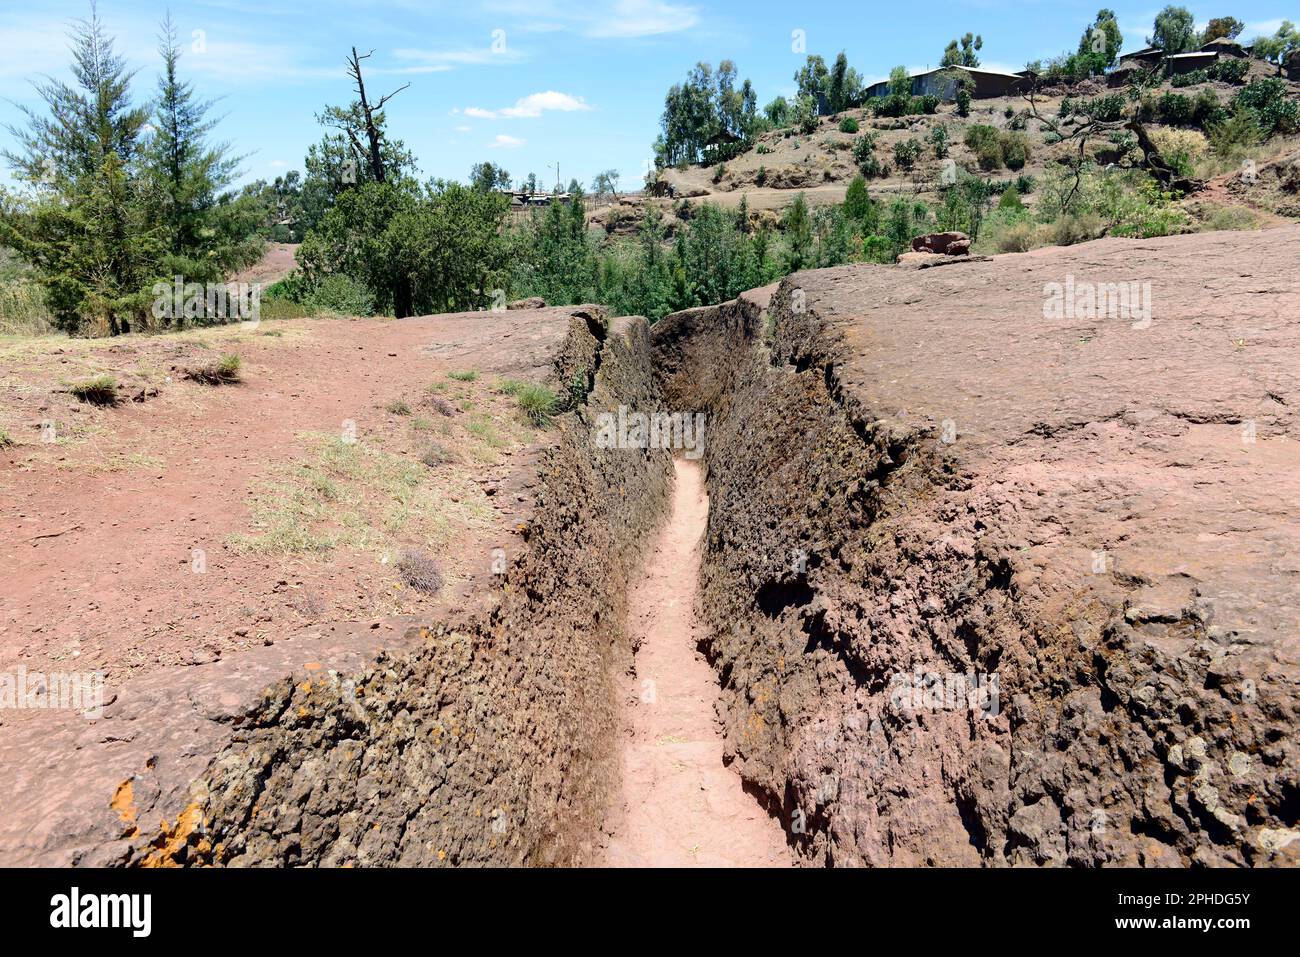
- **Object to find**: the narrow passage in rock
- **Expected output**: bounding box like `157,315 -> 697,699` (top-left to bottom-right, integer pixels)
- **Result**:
604,458 -> 793,867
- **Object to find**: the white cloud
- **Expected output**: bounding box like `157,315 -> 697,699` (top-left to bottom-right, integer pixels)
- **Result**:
463,91 -> 592,120
390,44 -> 525,73
501,91 -> 591,117
455,125 -> 472,132
492,133 -> 526,148
483,0 -> 698,39
586,0 -> 699,38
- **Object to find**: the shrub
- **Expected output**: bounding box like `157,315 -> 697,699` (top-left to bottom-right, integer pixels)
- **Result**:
1234,79 -> 1299,137
910,94 -> 940,115
1170,69 -> 1209,88
69,375 -> 118,405
755,165 -> 767,186
1192,88 -> 1228,128
1209,58 -> 1249,84
1049,212 -> 1105,246
447,370 -> 478,381
893,138 -> 923,170
998,186 -> 1024,211
1157,92 -> 1194,126
0,428 -> 13,448
1148,127 -> 1209,173
955,88 -> 972,117
1208,110 -> 1262,159
1001,131 -> 1032,171
990,218 -> 1039,253
929,124 -> 950,158
304,272 -> 376,316
874,93 -> 911,118
396,548 -> 443,595
838,117 -> 859,134
386,398 -> 412,415
861,235 -> 895,263
964,125 -> 1004,170
852,132 -> 884,177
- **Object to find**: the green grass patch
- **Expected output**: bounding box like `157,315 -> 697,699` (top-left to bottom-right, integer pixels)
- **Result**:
494,378 -> 526,396
515,384 -> 560,426
465,415 -> 505,448
447,370 -> 478,382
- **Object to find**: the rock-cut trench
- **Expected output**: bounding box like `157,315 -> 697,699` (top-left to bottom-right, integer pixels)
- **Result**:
602,459 -> 792,866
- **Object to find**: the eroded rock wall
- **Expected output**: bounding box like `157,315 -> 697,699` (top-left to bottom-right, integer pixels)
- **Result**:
146,314 -> 672,867
655,230 -> 1300,867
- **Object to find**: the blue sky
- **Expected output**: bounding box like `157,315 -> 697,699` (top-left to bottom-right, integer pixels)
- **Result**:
0,1 -> 1293,193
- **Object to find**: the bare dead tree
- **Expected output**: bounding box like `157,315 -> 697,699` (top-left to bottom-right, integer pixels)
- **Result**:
1020,70 -> 1199,212
344,47 -> 408,183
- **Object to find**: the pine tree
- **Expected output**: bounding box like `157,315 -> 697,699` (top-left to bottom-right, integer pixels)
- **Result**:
145,14 -> 259,285
1,4 -> 159,334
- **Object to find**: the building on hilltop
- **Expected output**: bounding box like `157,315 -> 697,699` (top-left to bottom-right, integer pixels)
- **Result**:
862,65 -> 1024,102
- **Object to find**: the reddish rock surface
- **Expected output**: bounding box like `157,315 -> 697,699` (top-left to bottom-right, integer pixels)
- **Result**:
656,226 -> 1300,866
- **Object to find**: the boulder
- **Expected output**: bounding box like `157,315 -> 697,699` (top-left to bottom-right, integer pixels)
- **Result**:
911,231 -> 971,255
506,296 -> 547,310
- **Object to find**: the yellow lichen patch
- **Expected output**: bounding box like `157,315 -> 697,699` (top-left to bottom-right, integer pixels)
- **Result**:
140,801 -> 207,868
111,779 -> 140,839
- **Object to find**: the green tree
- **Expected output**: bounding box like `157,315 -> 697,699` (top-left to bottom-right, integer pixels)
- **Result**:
1149,6 -> 1198,53
941,33 -> 983,68
1251,21 -> 1299,74
827,52 -> 863,113
794,55 -> 830,102
470,161 -> 512,192
1204,17 -> 1245,41
1078,9 -> 1123,71
781,193 -> 814,272
145,15 -> 262,285
1,4 -> 159,334
764,96 -> 790,126
842,175 -> 879,234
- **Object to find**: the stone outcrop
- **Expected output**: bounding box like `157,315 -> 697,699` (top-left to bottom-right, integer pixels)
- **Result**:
911,231 -> 971,255
0,306 -> 673,867
653,227 -> 1300,867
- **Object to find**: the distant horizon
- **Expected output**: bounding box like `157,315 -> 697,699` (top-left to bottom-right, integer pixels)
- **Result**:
1,1 -> 1293,194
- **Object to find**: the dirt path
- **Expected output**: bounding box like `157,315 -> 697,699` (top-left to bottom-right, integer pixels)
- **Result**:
604,458 -> 793,867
